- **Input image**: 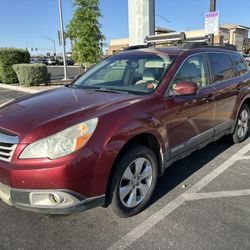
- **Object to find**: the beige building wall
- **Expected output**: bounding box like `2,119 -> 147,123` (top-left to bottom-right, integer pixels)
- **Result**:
108,38 -> 129,55
184,29 -> 206,39
107,24 -> 249,55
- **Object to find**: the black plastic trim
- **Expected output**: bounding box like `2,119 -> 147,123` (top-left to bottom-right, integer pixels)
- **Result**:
10,188 -> 105,215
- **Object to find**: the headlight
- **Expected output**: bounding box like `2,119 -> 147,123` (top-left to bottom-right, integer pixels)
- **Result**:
20,118 -> 98,159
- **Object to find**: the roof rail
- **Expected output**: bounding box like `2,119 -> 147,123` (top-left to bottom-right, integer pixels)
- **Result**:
181,42 -> 237,51
145,32 -> 186,44
124,44 -> 150,51
124,32 -> 238,52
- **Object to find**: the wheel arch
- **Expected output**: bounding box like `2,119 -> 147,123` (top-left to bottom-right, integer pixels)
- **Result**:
236,97 -> 250,118
104,132 -> 164,206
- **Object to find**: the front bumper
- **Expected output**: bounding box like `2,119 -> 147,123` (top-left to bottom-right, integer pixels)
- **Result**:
0,182 -> 105,214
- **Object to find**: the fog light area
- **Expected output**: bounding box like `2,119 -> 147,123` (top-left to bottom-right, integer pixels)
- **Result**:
29,191 -> 80,207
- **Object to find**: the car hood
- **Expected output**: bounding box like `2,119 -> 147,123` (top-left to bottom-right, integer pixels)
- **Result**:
0,87 -> 142,142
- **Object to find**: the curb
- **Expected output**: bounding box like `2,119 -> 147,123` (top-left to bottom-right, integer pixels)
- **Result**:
0,82 -> 72,94
0,83 -> 39,93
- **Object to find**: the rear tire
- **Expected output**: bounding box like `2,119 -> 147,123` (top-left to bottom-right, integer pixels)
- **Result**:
230,104 -> 250,143
109,145 -> 158,218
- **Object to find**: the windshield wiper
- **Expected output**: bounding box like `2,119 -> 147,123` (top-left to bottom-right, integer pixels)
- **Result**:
94,88 -> 128,94
76,86 -> 128,94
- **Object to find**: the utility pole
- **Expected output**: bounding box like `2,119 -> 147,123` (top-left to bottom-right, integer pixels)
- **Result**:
210,0 -> 216,12
210,0 -> 216,44
58,0 -> 68,80
128,0 -> 155,46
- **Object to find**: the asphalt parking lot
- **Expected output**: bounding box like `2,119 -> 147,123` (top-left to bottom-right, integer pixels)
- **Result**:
0,87 -> 249,250
0,88 -> 29,106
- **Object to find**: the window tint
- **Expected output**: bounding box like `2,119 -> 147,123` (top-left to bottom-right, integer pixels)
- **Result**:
231,54 -> 248,76
172,54 -> 209,88
207,53 -> 234,83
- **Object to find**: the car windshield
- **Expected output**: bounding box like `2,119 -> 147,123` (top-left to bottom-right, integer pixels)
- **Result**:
73,53 -> 176,95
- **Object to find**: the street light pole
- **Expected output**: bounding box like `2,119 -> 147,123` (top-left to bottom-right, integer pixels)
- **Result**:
210,0 -> 216,12
209,0 -> 217,45
42,36 -> 56,57
58,0 -> 68,80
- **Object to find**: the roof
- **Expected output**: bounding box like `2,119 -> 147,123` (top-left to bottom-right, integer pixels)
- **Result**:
115,44 -> 240,59
122,47 -> 184,56
221,24 -> 250,30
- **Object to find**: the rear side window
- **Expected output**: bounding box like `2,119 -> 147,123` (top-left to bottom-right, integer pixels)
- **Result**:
231,54 -> 248,76
207,53 -> 234,83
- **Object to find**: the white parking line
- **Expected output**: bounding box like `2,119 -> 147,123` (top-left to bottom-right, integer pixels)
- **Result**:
184,189 -> 250,200
108,141 -> 250,250
240,156 -> 250,160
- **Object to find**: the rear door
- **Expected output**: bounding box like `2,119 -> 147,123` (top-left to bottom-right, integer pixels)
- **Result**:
164,53 -> 216,157
207,52 -> 242,135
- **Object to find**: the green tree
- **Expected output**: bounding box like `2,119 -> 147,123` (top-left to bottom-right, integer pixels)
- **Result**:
67,0 -> 105,67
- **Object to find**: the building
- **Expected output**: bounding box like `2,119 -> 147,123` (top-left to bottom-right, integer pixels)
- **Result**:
220,24 -> 250,51
107,23 -> 250,55
107,38 -> 129,55
184,24 -> 250,51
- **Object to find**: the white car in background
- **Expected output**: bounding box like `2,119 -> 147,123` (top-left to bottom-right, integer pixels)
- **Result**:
46,58 -> 57,65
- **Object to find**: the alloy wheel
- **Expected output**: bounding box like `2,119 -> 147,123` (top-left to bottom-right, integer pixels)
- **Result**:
119,157 -> 153,208
237,109 -> 249,139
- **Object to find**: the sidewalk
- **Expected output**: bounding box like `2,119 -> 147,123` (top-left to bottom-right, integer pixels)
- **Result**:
0,80 -> 72,94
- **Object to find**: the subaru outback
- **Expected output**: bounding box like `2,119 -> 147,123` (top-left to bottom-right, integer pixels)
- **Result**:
0,44 -> 249,217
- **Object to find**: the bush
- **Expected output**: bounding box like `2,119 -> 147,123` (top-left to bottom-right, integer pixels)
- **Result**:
0,65 -> 3,82
0,48 -> 30,84
13,64 -> 50,86
2,65 -> 19,84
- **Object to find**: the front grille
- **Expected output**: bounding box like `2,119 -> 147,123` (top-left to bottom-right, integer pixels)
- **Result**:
0,131 -> 19,162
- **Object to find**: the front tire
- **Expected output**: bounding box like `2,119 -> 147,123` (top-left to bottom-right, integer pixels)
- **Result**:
109,145 -> 158,218
231,104 -> 250,143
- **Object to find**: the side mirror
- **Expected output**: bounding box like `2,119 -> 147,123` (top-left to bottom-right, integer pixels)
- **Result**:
173,81 -> 199,96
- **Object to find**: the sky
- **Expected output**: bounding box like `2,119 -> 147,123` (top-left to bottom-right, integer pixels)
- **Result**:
0,0 -> 249,55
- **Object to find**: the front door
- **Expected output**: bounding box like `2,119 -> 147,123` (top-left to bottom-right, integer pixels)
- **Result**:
164,53 -> 216,157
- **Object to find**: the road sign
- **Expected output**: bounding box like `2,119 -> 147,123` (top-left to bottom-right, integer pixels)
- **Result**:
58,31 -> 66,46
205,11 -> 219,35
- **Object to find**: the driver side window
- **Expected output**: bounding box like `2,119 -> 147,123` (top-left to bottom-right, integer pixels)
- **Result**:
172,54 -> 209,90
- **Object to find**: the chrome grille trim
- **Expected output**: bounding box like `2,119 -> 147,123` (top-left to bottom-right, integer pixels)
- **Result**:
0,132 -> 19,144
0,145 -> 16,150
0,132 -> 19,162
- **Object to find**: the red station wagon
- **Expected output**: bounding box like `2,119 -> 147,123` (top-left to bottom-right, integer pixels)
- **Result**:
0,43 -> 249,217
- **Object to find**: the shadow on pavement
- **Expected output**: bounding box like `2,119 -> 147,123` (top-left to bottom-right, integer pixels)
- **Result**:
149,138 -> 236,206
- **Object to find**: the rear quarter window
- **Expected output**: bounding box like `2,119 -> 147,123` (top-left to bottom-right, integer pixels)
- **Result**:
231,54 -> 248,76
207,53 -> 235,83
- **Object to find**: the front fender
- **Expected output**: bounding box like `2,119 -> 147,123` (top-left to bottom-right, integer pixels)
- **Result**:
87,107 -> 166,196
